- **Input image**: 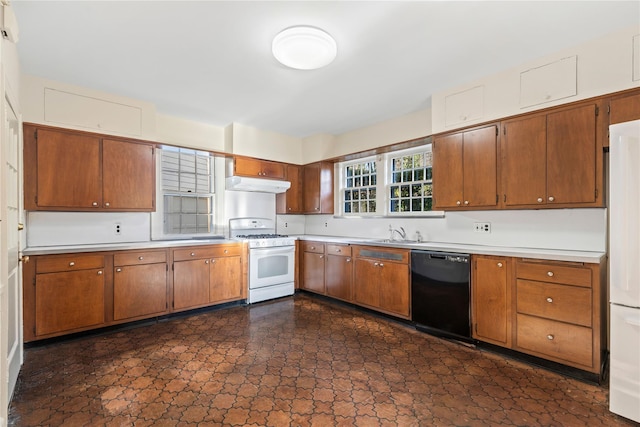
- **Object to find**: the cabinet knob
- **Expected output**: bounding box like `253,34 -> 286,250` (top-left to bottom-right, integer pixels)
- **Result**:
105,202 -> 110,207
379,263 -> 384,267
497,262 -> 503,268
224,250 -> 228,254
346,258 -> 351,263
319,255 -> 324,259
374,262 -> 379,266
97,270 -> 103,275
537,197 -> 543,203
310,246 -> 315,250
211,259 -> 216,263
547,271 -> 554,277
69,261 -> 75,266
116,268 -> 122,273
288,208 -> 292,211
456,201 -> 461,206
464,200 -> 469,205
92,202 -> 98,207
547,334 -> 554,340
190,252 -> 196,257
138,256 -> 144,260
548,196 -> 555,202
546,297 -> 553,303
336,248 -> 341,253
315,207 -> 320,211
205,260 -> 209,264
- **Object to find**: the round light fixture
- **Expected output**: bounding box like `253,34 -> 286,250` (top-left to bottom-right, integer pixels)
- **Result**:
272,26 -> 337,70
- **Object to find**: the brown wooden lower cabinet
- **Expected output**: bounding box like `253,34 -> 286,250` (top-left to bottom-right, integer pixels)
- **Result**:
301,241 -> 326,294
325,244 -> 352,302
23,243 -> 246,342
352,245 -> 410,319
472,254 -> 606,375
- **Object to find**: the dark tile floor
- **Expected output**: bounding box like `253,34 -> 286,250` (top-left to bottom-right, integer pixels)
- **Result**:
8,294 -> 637,426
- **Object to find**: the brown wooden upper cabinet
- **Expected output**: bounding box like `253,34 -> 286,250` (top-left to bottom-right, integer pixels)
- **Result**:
609,91 -> 640,126
303,161 -> 334,214
233,156 -> 286,180
433,125 -> 498,210
501,102 -> 603,208
24,124 -> 156,212
276,164 -> 303,214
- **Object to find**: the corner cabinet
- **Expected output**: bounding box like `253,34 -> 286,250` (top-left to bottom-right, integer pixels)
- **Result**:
501,102 -> 605,208
303,162 -> 334,214
23,124 -> 156,212
432,124 -> 499,210
276,163 -> 303,214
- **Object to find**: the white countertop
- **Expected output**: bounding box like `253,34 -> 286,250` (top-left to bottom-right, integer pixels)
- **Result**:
23,235 -> 605,263
296,235 -> 605,264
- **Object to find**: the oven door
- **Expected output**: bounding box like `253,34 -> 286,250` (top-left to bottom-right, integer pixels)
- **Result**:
249,246 -> 295,289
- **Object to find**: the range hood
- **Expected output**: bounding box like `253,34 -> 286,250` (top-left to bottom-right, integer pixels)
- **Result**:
225,176 -> 291,193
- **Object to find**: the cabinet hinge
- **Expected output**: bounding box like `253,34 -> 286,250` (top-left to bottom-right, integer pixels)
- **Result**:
34,129 -> 38,140
503,126 -> 506,135
495,126 -> 499,136
34,195 -> 37,204
607,104 -> 611,114
32,277 -> 36,286
595,106 -> 599,116
166,264 -> 168,272
33,326 -> 36,335
595,189 -> 599,199
503,194 -> 507,203
474,323 -> 477,333
496,194 -> 499,204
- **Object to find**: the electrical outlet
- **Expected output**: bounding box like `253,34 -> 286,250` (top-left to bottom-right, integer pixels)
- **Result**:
324,222 -> 328,227
474,222 -> 491,233
114,223 -> 122,235
284,222 -> 288,228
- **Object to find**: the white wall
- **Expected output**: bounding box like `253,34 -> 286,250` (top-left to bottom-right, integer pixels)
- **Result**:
303,209 -> 607,252
432,25 -> 640,134
156,113 -> 225,152
228,122 -> 302,164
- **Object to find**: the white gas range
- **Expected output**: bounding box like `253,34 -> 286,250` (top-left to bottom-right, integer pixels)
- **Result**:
229,218 -> 295,304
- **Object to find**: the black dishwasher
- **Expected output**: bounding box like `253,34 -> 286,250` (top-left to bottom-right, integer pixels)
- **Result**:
411,250 -> 472,342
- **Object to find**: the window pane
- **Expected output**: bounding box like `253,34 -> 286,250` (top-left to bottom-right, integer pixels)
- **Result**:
414,168 -> 424,181
344,203 -> 351,213
402,171 -> 412,182
412,184 -> 422,197
363,176 -> 369,186
390,200 -> 399,212
412,198 -> 421,212
341,158 -> 377,215
346,178 -> 353,188
353,202 -> 360,213
345,190 -> 351,201
386,146 -> 433,214
400,199 -> 409,212
393,172 -> 401,183
360,201 -> 368,212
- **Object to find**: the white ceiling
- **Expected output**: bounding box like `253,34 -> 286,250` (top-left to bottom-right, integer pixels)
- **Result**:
12,1 -> 640,138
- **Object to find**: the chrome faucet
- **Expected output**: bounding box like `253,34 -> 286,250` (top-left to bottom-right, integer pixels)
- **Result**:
389,225 -> 406,241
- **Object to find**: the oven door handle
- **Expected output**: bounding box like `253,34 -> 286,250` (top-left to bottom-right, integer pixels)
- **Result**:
251,246 -> 295,255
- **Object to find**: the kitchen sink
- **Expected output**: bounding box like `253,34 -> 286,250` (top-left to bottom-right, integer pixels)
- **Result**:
372,239 -> 419,244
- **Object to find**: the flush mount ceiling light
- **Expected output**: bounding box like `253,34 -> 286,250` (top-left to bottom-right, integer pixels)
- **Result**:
272,26 -> 337,70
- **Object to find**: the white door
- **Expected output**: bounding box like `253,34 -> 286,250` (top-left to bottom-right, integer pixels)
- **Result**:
1,86 -> 22,421
610,304 -> 640,423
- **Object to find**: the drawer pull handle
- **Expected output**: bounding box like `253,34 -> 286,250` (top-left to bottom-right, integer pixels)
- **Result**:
319,255 -> 324,259
92,202 -> 98,207
310,246 -> 315,250
138,256 -> 144,260
464,200 -> 469,205
537,197 -> 543,203
547,334 -> 554,340
224,250 -> 228,254
456,201 -> 461,206
379,263 -> 384,267
190,252 -> 196,257
116,268 -> 122,273
346,258 -> 351,263
547,271 -> 554,277
497,262 -> 503,268
211,259 -> 216,263
69,262 -> 75,266
105,202 -> 110,207
546,297 -> 553,303
205,260 -> 209,264
548,196 -> 555,202
374,262 -> 379,266
97,271 -> 103,275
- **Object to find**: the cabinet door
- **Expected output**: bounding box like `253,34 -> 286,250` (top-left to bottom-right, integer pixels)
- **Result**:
260,160 -> 286,180
325,255 -> 352,302
463,126 -> 497,207
353,258 -> 380,308
378,261 -> 410,318
303,163 -> 321,213
277,164 -> 303,214
234,157 -> 264,177
502,115 -> 547,206
103,139 -> 155,210
35,269 -> 105,336
35,129 -> 102,209
473,256 -> 511,347
113,263 -> 167,320
546,104 -> 597,204
302,252 -> 325,294
173,259 -> 210,310
210,256 -> 242,303
433,133 -> 464,208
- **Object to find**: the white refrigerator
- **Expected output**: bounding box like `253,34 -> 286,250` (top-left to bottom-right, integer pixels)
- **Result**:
609,119 -> 640,423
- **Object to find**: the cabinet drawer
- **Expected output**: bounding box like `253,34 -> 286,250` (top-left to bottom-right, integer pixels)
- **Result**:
516,280 -> 592,327
173,245 -> 241,262
516,261 -> 591,288
327,244 -> 351,257
114,250 -> 167,266
516,314 -> 593,368
302,241 -> 325,254
36,254 -> 105,274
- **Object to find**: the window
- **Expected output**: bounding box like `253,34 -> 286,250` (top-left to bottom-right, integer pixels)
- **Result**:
342,159 -> 377,215
336,140 -> 437,217
388,148 -> 433,214
160,146 -> 215,235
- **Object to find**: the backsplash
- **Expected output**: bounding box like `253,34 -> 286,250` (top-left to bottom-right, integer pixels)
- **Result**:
301,208 -> 607,252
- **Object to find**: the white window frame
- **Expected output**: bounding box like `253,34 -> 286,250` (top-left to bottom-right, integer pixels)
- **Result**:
384,145 -> 435,217
151,146 -> 218,239
337,156 -> 381,217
